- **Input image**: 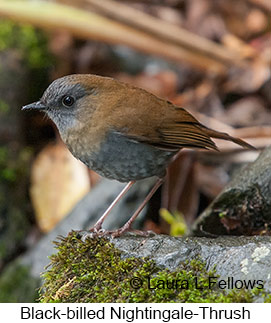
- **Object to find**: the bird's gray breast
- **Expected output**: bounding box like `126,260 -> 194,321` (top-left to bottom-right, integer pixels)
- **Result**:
79,131 -> 175,182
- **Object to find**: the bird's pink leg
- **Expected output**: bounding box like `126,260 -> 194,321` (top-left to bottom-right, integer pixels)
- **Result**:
91,181 -> 135,232
111,178 -> 164,237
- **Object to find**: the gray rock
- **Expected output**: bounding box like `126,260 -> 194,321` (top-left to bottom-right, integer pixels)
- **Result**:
101,233 -> 271,293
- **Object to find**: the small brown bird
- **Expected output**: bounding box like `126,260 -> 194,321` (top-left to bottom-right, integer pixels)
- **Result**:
22,74 -> 254,236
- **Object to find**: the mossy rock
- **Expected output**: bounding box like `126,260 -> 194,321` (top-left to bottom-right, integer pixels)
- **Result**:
192,148 -> 271,236
40,232 -> 265,303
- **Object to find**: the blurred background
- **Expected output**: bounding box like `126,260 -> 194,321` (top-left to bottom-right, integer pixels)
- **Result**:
0,0 -> 270,301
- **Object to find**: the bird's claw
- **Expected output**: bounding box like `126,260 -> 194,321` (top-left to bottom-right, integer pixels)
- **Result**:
110,228 -> 154,238
88,227 -> 111,237
83,225 -> 155,239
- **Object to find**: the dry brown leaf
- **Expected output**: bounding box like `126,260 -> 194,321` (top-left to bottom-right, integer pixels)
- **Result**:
222,34 -> 258,59
245,9 -> 268,35
222,96 -> 270,127
117,70 -> 178,98
30,142 -> 90,233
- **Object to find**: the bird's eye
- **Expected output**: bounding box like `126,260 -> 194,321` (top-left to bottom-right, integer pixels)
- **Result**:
62,95 -> 75,107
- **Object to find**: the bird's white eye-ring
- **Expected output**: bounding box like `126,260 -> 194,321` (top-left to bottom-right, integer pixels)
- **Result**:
62,95 -> 75,107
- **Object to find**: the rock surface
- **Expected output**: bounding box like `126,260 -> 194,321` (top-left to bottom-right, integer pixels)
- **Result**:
103,233 -> 271,295
39,232 -> 271,302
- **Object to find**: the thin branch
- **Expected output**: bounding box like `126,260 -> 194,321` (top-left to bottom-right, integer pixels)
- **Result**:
0,0 -> 226,73
86,0 -> 246,68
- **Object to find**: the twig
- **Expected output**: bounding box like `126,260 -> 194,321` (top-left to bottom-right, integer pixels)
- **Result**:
85,0 -> 246,68
0,1 -> 226,73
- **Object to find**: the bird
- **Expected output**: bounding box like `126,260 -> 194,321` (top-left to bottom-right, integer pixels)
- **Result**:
22,74 -> 255,236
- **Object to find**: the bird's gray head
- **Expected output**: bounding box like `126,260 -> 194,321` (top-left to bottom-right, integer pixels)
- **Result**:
22,74 -> 99,133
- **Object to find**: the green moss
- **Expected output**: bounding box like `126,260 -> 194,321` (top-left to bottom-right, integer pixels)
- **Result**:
264,294 -> 271,303
0,146 -> 32,183
0,262 -> 40,302
0,145 -> 33,263
0,19 -> 52,69
40,232 -> 266,303
0,99 -> 9,115
212,186 -> 271,235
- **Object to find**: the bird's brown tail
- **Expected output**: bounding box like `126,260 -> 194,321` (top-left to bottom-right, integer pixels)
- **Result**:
200,125 -> 256,150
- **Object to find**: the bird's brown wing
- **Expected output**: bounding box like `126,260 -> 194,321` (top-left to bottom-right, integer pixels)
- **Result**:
119,102 -> 218,151
107,86 -> 254,151
155,124 -> 218,150
119,103 -> 254,151
156,106 -> 218,150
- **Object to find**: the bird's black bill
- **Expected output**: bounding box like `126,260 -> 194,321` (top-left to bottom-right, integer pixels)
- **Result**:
22,101 -> 47,111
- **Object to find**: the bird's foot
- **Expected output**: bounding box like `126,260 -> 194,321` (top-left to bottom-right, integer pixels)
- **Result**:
79,228 -> 111,241
80,224 -> 155,240
90,228 -> 116,237
110,226 -> 154,238
88,221 -> 107,234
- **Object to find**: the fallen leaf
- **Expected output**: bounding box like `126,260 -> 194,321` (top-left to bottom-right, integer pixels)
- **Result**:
30,142 -> 90,232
